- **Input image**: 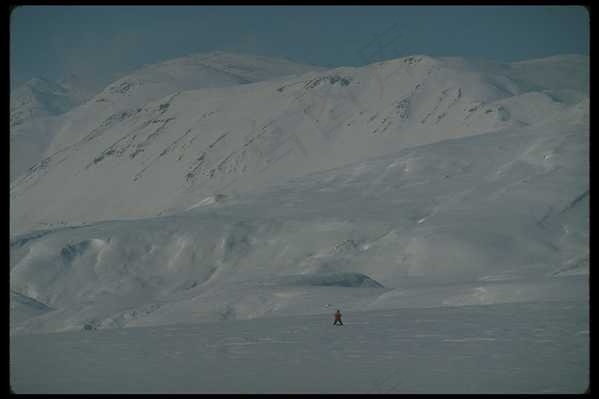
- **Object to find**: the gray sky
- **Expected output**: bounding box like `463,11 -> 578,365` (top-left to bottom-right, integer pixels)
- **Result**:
10,5 -> 589,89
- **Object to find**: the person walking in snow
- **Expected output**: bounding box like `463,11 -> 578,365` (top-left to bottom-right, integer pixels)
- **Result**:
333,309 -> 343,325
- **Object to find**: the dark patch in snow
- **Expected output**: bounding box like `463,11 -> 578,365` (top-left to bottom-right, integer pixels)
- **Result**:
559,189 -> 589,215
10,291 -> 54,311
403,56 -> 424,65
219,305 -> 236,320
208,131 -> 230,150
108,80 -> 138,95
278,272 -> 384,288
304,75 -> 353,90
10,230 -> 54,248
129,148 -> 144,159
422,88 -> 461,124
395,98 -> 410,120
60,241 -> 91,264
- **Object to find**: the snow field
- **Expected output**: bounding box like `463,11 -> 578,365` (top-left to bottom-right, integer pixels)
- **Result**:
10,301 -> 588,393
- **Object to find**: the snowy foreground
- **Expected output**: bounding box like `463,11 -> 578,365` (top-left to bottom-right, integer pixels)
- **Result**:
11,300 -> 588,394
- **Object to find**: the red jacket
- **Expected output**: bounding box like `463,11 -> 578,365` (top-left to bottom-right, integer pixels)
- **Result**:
334,311 -> 342,321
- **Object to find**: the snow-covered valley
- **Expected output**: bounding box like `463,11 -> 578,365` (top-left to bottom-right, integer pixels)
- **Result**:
10,52 -> 589,393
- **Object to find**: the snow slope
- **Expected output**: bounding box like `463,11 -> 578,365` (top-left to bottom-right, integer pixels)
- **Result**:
10,52 -> 322,183
10,77 -> 97,182
43,51 -> 324,156
10,54 -> 588,234
10,77 -> 87,127
10,91 -> 588,333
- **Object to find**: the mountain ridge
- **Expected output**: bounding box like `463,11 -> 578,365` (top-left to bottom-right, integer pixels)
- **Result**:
10,53 -> 588,235
10,52 -> 325,183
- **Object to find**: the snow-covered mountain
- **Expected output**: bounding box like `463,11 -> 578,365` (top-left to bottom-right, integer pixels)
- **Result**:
42,51 -> 325,156
58,73 -> 104,105
10,53 -> 589,337
10,76 -> 99,127
11,54 -> 588,235
9,52 -> 588,394
10,50 -> 588,335
10,77 -> 94,182
10,52 -> 323,183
